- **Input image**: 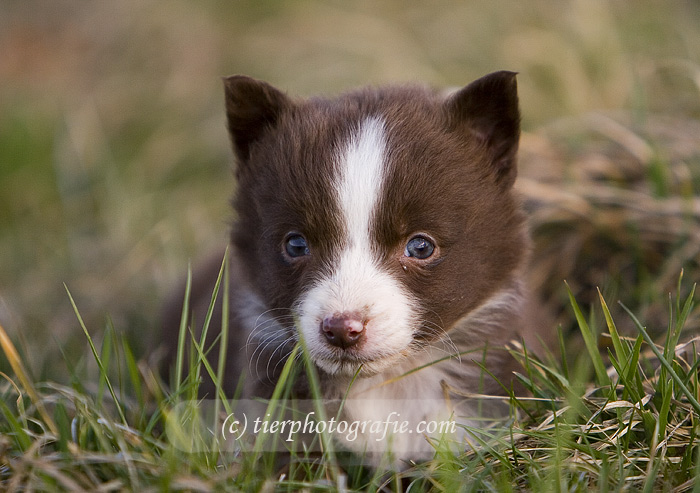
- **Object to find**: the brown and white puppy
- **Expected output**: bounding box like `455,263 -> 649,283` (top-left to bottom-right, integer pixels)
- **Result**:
164,71 -> 541,463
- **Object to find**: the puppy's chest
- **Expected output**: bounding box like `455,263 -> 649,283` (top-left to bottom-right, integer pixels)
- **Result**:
315,352 -> 499,458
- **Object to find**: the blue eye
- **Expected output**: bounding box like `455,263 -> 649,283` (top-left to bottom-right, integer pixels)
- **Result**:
404,236 -> 435,259
285,234 -> 310,258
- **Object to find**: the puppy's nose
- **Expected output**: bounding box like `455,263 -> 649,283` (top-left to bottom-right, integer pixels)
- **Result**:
321,313 -> 365,349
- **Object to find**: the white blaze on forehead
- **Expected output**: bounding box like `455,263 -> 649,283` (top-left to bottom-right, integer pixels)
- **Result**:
336,116 -> 387,246
296,117 -> 418,376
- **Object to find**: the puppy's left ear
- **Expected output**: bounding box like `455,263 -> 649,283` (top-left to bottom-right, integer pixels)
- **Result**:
446,71 -> 520,188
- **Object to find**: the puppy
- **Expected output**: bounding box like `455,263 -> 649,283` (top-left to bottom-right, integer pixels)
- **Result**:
163,71 -> 542,464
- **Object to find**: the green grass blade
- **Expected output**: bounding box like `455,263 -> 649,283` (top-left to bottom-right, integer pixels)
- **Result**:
566,282 -> 611,387
619,302 -> 700,416
0,398 -> 32,451
621,334 -> 645,404
122,335 -> 144,411
174,263 -> 193,390
662,283 -> 694,366
214,248 -> 231,441
241,343 -> 300,469
65,284 -> 127,426
657,378 -> 672,443
598,288 -> 628,363
98,323 -> 112,406
193,253 -> 227,388
676,269 -> 684,314
676,283 -> 696,339
215,250 -> 230,390
297,329 -> 340,477
187,335 -> 232,414
693,444 -> 700,493
557,324 -> 570,381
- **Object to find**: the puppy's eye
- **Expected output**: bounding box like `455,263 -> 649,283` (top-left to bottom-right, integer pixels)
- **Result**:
404,235 -> 435,259
284,234 -> 310,258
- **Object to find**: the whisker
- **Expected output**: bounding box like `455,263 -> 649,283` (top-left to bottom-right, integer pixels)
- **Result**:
270,342 -> 299,379
252,330 -> 290,377
266,333 -> 301,379
246,314 -> 295,346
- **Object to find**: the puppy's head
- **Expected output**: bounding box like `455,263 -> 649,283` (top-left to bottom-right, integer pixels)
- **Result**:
225,72 -> 526,376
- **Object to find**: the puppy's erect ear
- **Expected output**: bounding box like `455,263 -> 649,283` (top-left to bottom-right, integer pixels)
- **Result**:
223,76 -> 293,163
445,71 -> 520,188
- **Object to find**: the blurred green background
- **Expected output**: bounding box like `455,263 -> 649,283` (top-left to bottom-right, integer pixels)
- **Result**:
1,0 -> 699,379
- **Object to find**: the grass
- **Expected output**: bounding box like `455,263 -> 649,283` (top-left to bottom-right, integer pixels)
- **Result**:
1,272 -> 700,490
1,0 -> 700,490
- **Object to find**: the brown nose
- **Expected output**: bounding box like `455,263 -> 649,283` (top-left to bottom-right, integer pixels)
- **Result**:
321,313 -> 365,349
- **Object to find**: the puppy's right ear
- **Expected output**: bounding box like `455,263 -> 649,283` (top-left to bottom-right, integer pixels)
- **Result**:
223,76 -> 292,162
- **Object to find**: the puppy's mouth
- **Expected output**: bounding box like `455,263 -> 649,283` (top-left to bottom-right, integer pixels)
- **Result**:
312,344 -> 411,377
